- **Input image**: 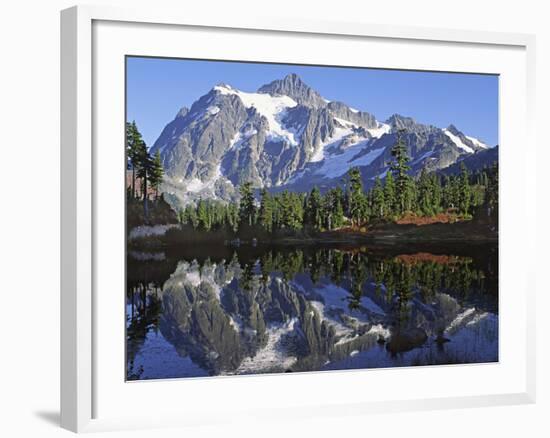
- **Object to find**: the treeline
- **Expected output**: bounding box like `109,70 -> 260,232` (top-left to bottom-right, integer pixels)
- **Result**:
128,247 -> 496,316
178,130 -> 498,235
253,248 -> 495,309
126,121 -> 164,220
178,184 -> 345,234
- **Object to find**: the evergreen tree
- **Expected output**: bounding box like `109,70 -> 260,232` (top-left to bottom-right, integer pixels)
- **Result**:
225,203 -> 239,232
371,176 -> 385,219
307,187 -> 323,230
389,129 -> 411,215
481,170 -> 489,188
470,183 -> 485,211
324,187 -> 344,230
331,187 -> 345,229
183,204 -> 198,227
293,193 -> 305,230
284,194 -> 293,230
458,162 -> 471,215
430,173 -> 443,214
196,198 -> 210,231
442,175 -> 453,210
442,174 -> 461,211
209,202 -> 224,230
126,121 -> 144,199
283,192 -> 303,230
405,178 -> 418,214
135,139 -> 153,221
347,167 -> 367,227
487,163 -> 499,219
180,206 -> 188,225
417,169 -> 433,216
275,191 -> 303,230
259,188 -> 274,233
384,172 -> 396,218
149,150 -> 164,199
239,182 -> 256,228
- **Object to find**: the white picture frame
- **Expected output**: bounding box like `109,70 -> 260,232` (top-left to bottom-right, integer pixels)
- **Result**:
60,4 -> 537,433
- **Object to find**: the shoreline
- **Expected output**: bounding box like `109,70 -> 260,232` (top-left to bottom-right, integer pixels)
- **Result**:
128,219 -> 498,251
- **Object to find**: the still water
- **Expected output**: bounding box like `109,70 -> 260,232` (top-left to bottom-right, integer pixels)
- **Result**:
126,243 -> 498,380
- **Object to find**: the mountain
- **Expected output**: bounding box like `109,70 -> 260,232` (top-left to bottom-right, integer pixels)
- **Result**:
257,73 -> 327,108
439,145 -> 498,176
150,73 -> 492,207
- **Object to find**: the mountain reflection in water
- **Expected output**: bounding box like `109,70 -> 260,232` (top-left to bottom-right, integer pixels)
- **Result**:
126,244 -> 498,380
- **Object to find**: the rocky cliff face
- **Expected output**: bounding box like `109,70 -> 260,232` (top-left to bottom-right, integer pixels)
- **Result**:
150,73 -> 492,207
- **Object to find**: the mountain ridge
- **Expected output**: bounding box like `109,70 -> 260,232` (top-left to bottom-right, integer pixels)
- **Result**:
149,73 -> 494,208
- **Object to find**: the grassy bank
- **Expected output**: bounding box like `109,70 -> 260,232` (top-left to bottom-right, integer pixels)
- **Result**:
129,215 -> 497,251
322,219 -> 498,243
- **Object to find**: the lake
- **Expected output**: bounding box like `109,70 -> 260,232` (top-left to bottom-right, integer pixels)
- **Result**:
126,242 -> 498,380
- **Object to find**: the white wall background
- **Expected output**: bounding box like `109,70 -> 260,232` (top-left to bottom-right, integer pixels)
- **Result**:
0,1 -> 547,437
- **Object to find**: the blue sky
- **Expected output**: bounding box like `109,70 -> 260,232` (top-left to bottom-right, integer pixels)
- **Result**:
126,56 -> 498,147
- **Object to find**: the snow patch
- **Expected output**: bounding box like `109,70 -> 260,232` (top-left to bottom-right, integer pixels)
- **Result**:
367,122 -> 391,139
206,106 -> 220,115
214,85 -> 299,145
185,270 -> 201,287
186,178 -> 207,193
466,135 -> 489,149
128,224 -> 179,241
229,132 -> 242,149
445,307 -> 476,334
310,150 -> 324,163
173,262 -> 225,300
228,315 -> 242,332
312,283 -> 371,322
334,117 -> 356,128
229,127 -> 260,151
368,323 -> 391,339
309,125 -> 354,163
186,164 -> 223,194
310,300 -> 351,337
334,323 -> 390,347
443,129 -> 475,154
412,150 -> 435,164
318,126 -> 357,161
466,312 -> 490,326
233,318 -> 298,374
314,140 -> 385,179
333,118 -> 389,140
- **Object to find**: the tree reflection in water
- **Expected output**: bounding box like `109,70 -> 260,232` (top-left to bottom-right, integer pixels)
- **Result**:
126,244 -> 498,380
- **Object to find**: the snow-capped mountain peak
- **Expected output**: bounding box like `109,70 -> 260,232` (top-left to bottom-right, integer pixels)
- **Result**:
257,73 -> 327,108
150,74 -> 494,208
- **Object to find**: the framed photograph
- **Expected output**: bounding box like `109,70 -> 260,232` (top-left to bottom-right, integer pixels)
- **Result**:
61,5 -> 536,433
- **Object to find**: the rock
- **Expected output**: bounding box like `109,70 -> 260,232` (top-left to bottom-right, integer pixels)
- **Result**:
258,73 -> 327,108
386,328 -> 428,354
